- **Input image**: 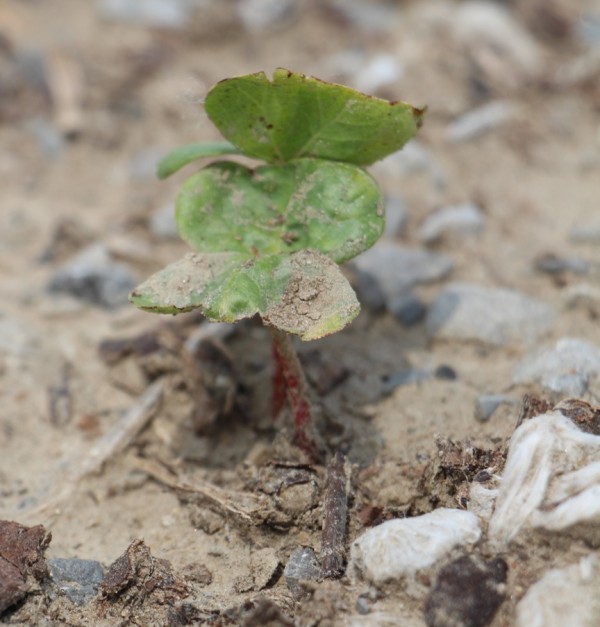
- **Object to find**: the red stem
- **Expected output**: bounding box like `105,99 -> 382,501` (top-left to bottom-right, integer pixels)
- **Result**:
270,328 -> 318,458
271,338 -> 287,418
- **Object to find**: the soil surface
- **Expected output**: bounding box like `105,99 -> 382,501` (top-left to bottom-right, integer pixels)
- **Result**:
1,1 -> 599,625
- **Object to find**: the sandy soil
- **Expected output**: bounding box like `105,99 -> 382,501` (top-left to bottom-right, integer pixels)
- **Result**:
1,0 -> 599,625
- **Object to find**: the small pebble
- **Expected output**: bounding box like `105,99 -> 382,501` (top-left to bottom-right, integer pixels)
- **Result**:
419,203 -> 485,243
49,558 -> 104,606
327,0 -> 398,33
383,195 -> 408,239
452,1 -> 542,90
577,13 -> 600,46
389,292 -> 426,326
425,554 -> 507,627
513,337 -> 600,396
354,269 -> 387,314
372,140 -> 446,189
0,316 -> 38,357
350,509 -> 481,584
569,224 -> 600,243
426,282 -> 555,347
516,556 -> 600,627
353,242 -> 453,308
47,244 -> 138,309
446,101 -> 515,143
236,0 -> 299,33
25,117 -> 65,157
130,147 -> 163,180
98,0 -> 193,28
356,595 -> 371,615
534,253 -> 588,275
434,365 -> 457,381
284,546 -> 321,598
150,204 -> 178,239
474,395 -> 513,422
382,369 -> 430,394
354,54 -> 402,94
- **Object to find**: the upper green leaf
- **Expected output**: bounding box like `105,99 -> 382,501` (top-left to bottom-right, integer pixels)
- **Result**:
129,250 -> 360,341
176,158 -> 384,264
204,68 -> 425,166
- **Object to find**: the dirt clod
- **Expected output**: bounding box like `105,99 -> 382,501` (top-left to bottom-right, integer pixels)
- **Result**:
100,540 -> 187,620
425,554 -> 508,627
0,520 -> 51,615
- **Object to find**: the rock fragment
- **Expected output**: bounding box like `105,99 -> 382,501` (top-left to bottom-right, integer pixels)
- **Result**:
350,509 -> 481,584
353,242 -> 453,308
47,243 -> 138,309
516,556 -> 600,627
513,337 -> 600,396
284,546 -> 321,598
426,282 -> 555,346
425,554 -> 507,627
48,558 -> 104,606
0,521 -> 51,615
419,203 -> 485,243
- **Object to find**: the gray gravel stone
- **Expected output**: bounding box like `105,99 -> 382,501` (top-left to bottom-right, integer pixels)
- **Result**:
475,395 -> 514,422
47,243 -> 138,309
49,558 -> 104,606
383,369 -> 430,394
446,101 -> 515,143
353,242 -> 453,307
389,292 -> 426,326
236,0 -> 299,33
98,0 -> 195,28
534,253 -> 589,275
419,203 -> 485,243
150,204 -> 178,239
426,282 -> 555,346
354,53 -> 402,94
353,270 -> 387,314
513,337 -> 600,396
383,195 -> 409,239
569,224 -> 600,243
284,546 -> 321,598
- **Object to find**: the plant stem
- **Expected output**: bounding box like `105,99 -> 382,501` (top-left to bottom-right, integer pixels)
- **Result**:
271,337 -> 287,418
270,328 -> 318,458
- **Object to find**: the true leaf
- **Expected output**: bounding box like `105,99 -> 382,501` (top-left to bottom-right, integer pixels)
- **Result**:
157,141 -> 242,179
176,158 -> 384,264
204,68 -> 425,166
129,250 -> 359,341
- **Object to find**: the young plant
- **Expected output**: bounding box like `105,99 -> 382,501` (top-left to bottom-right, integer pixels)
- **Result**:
130,69 -> 424,458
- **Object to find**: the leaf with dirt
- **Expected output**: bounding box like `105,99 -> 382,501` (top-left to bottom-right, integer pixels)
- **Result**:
175,158 -> 384,264
130,249 -> 359,340
204,68 -> 425,165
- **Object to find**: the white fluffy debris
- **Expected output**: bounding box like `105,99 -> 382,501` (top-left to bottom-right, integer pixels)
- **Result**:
489,409 -> 600,547
516,556 -> 600,627
350,509 -> 481,584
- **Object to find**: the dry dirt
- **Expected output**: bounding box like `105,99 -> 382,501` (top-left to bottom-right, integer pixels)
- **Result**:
1,1 -> 599,625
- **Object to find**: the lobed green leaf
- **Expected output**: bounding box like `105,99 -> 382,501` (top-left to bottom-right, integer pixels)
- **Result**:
175,158 -> 384,265
129,250 -> 359,340
204,68 -> 425,166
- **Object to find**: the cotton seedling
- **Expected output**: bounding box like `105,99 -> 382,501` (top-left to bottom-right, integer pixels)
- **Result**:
130,69 -> 424,458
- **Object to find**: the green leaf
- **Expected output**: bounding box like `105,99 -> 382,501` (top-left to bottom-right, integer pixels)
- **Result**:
129,250 -> 359,340
157,142 -> 242,179
176,158 -> 384,264
204,68 -> 425,166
